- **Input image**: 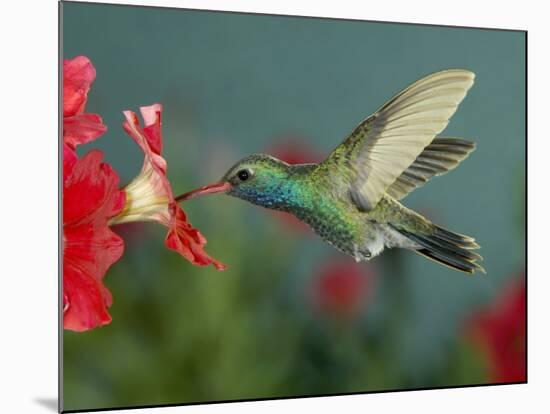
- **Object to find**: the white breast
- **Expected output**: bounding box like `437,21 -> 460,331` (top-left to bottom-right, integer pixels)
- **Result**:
356,225 -> 419,262
356,229 -> 385,261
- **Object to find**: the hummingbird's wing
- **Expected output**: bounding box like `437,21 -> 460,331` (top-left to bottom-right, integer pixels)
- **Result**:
324,69 -> 475,211
385,137 -> 476,200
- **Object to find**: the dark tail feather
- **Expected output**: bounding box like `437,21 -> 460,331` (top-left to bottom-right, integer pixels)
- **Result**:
390,224 -> 485,274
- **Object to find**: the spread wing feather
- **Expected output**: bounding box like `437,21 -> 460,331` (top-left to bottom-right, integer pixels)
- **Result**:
323,69 -> 475,211
385,138 -> 476,200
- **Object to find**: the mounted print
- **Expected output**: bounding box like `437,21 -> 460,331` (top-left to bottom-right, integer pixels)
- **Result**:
60,1 -> 527,412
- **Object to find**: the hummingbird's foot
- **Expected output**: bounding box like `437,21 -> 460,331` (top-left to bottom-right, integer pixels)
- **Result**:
353,247 -> 372,262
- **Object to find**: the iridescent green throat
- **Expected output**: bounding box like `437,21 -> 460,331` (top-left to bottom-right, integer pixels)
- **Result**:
227,164 -> 316,213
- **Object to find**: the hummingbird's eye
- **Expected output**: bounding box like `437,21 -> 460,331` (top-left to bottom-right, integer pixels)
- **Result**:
237,169 -> 250,181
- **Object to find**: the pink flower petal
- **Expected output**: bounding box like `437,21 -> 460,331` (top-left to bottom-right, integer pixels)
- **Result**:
117,104 -> 226,270
165,206 -> 226,270
63,56 -> 97,117
64,113 -> 107,149
64,150 -> 125,226
122,109 -> 167,174
64,223 -> 124,283
63,143 -> 78,182
140,104 -> 162,155
63,150 -> 126,331
63,260 -> 112,332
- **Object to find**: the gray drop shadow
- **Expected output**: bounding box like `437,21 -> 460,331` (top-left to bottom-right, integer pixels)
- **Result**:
34,397 -> 58,412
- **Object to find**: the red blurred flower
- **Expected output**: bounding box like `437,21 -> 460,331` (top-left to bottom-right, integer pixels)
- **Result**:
63,148 -> 126,331
310,258 -> 376,320
268,137 -> 323,165
467,275 -> 526,383
270,210 -> 311,235
63,56 -> 107,152
110,104 -> 226,270
268,138 -> 323,235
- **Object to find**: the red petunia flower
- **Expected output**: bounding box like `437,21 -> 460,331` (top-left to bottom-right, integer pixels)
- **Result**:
109,104 -> 226,270
63,56 -> 107,151
62,56 -> 225,332
63,55 -> 124,332
309,258 -> 376,320
63,148 -> 126,332
466,275 -> 526,383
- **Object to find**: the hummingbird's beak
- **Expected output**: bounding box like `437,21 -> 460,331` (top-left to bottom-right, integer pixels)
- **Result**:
175,182 -> 232,203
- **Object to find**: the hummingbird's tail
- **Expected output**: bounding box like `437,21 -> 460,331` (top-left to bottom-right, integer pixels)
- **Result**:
389,223 -> 485,274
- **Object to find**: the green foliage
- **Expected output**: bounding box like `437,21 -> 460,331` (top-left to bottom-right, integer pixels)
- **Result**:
63,204 -> 507,410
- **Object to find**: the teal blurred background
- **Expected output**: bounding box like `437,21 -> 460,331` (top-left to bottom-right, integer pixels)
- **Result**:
62,2 -> 526,411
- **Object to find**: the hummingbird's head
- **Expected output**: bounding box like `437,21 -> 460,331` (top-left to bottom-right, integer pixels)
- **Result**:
176,154 -> 295,209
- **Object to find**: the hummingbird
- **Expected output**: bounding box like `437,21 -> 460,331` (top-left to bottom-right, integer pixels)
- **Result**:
177,69 -> 484,274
